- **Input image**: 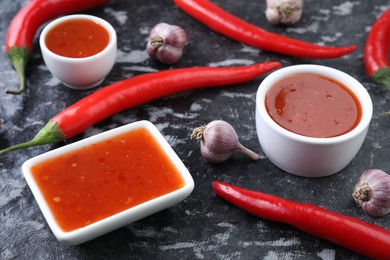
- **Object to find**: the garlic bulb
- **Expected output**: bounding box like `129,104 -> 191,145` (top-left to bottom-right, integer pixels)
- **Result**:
265,0 -> 303,25
352,169 -> 390,217
146,23 -> 188,64
191,120 -> 260,163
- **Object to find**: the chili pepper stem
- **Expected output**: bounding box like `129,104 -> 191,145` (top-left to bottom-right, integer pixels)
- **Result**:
372,67 -> 390,90
5,46 -> 30,95
0,120 -> 65,155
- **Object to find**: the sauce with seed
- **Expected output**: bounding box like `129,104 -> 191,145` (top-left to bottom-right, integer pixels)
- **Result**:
265,73 -> 362,138
31,128 -> 184,232
45,18 -> 109,58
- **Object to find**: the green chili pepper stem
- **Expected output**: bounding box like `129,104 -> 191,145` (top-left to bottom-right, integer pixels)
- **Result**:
5,46 -> 30,95
372,67 -> 390,91
0,120 -> 66,155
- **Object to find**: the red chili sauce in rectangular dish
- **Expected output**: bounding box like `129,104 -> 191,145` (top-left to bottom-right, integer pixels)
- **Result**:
265,73 -> 362,138
45,18 -> 109,58
31,128 -> 184,232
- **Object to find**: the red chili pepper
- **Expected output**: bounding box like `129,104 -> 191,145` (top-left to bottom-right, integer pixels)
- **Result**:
174,0 -> 356,59
5,0 -> 110,95
364,8 -> 390,89
0,62 -> 282,155
212,181 -> 390,259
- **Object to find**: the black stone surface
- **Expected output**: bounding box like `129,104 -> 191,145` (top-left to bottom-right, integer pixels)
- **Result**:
1,0 -> 390,259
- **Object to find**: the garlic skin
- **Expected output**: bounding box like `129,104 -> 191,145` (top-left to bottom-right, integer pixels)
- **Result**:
191,120 -> 260,163
352,169 -> 390,217
146,23 -> 188,64
266,0 -> 303,25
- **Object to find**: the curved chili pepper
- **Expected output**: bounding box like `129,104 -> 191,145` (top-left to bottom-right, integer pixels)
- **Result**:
174,0 -> 356,59
0,62 -> 282,155
212,181 -> 390,259
5,0 -> 110,95
364,8 -> 390,89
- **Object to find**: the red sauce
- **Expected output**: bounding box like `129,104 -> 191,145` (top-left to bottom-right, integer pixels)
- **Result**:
265,73 -> 362,138
31,128 -> 185,232
45,18 -> 109,58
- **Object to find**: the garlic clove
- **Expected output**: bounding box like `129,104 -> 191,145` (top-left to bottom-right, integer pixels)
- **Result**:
265,0 -> 303,25
146,22 -> 188,64
202,120 -> 239,154
352,169 -> 390,217
200,143 -> 233,164
155,45 -> 184,66
191,120 -> 259,163
265,8 -> 281,25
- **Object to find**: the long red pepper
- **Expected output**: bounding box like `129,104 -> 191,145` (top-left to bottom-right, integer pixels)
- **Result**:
212,181 -> 390,259
5,0 -> 110,95
174,0 -> 356,59
364,8 -> 390,90
0,62 -> 282,155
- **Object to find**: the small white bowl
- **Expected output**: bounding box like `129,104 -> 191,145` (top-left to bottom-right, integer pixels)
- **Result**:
22,121 -> 194,245
256,65 -> 373,177
39,14 -> 117,89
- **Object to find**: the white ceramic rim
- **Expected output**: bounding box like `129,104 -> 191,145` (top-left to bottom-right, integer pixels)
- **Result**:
39,14 -> 117,62
22,120 -> 194,242
256,64 -> 373,145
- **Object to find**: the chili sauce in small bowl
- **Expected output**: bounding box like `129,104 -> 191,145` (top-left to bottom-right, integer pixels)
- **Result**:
22,121 -> 194,245
256,65 -> 373,177
39,14 -> 117,89
265,73 -> 362,138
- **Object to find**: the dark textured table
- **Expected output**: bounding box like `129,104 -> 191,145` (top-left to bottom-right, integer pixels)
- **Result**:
1,0 -> 390,259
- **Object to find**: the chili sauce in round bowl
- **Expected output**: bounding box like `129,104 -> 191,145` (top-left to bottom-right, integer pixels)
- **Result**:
22,121 -> 194,245
266,73 -> 362,138
39,14 -> 117,89
45,18 -> 109,58
255,65 -> 373,177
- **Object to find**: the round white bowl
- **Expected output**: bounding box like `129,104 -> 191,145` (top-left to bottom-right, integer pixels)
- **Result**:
256,65 -> 373,177
39,14 -> 117,89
